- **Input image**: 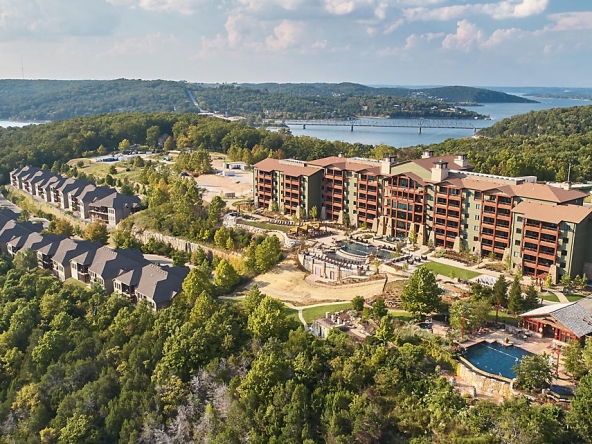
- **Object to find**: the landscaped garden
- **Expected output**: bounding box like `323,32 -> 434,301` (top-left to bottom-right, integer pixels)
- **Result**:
302,302 -> 352,323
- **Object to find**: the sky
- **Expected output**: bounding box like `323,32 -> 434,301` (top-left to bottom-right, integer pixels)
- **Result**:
0,0 -> 590,86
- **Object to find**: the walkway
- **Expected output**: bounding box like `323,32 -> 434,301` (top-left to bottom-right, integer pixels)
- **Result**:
553,291 -> 570,303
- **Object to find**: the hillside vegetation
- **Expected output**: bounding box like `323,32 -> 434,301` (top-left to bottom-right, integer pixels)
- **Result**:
0,80 -> 531,122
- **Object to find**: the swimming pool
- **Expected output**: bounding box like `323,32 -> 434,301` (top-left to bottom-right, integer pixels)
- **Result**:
463,341 -> 532,380
339,241 -> 392,260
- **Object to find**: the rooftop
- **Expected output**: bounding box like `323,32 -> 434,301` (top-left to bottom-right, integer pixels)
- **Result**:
511,201 -> 592,224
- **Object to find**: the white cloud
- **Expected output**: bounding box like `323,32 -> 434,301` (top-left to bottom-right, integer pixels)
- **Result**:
442,19 -> 483,51
383,18 -> 404,34
265,20 -> 305,51
546,12 -> 592,32
480,27 -> 522,48
404,0 -> 548,23
323,0 -> 373,15
107,0 -> 211,14
100,32 -> 178,56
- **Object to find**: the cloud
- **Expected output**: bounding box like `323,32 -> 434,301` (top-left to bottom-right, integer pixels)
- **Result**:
403,0 -> 548,23
546,12 -> 592,32
442,20 -> 483,51
480,27 -> 522,48
265,20 -> 305,51
322,0 -> 374,15
0,0 -> 119,39
99,32 -> 178,56
107,0 -> 211,14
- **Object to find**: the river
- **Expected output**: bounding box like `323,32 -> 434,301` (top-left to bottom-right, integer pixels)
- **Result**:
286,96 -> 591,148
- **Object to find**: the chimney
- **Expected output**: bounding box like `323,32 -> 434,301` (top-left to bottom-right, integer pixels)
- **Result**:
431,160 -> 449,182
422,149 -> 434,159
454,153 -> 468,168
338,152 -> 345,158
381,154 -> 397,175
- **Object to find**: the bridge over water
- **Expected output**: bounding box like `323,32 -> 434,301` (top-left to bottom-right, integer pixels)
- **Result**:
284,117 -> 477,134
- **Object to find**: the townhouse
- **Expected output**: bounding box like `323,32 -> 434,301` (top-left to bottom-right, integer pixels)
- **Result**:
254,151 -> 592,282
10,167 -> 141,227
0,209 -> 186,310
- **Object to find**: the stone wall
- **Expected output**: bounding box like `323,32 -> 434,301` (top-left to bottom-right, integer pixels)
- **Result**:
457,359 -> 513,398
132,228 -> 242,262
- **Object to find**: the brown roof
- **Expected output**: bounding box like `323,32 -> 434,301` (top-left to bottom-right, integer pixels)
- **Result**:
253,158 -> 322,177
308,156 -> 382,174
497,183 -> 586,203
511,201 -> 592,224
410,155 -> 473,172
443,177 -> 501,192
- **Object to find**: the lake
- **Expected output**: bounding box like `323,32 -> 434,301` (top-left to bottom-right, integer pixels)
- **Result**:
286,96 -> 591,148
0,120 -> 43,128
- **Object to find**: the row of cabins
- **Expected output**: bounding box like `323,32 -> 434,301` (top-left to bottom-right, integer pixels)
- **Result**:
10,167 -> 141,227
254,151 -> 592,283
0,209 -> 187,310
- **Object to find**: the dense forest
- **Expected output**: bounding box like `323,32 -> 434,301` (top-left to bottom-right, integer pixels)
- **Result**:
192,85 -> 482,121
0,261 -> 590,443
237,83 -> 536,104
0,80 -> 533,122
0,80 -> 197,121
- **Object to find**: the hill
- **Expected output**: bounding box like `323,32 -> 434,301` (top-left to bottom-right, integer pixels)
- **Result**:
237,82 -> 536,104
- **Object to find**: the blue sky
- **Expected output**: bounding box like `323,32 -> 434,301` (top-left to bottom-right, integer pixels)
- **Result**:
0,0 -> 590,86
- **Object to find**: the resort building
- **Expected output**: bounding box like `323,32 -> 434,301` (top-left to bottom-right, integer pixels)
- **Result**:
10,167 -> 141,226
0,209 -> 185,310
254,151 -> 592,282
520,299 -> 592,343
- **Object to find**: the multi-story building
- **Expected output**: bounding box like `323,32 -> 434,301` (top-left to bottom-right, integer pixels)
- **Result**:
10,167 -> 141,226
254,151 -> 592,282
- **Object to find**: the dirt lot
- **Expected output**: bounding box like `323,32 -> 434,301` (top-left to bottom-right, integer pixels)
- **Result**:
249,256 -> 386,305
194,158 -> 253,203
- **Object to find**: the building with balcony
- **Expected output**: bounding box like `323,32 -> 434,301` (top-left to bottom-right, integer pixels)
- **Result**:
253,150 -> 592,282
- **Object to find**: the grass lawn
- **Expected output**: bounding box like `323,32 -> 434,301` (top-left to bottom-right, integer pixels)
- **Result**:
389,311 -> 414,322
423,261 -> 481,280
284,307 -> 300,323
540,293 -> 560,303
487,310 -> 519,326
241,220 -> 292,233
565,293 -> 586,302
302,302 -> 352,323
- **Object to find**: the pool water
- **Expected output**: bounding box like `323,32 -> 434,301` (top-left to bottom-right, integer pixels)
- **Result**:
464,341 -> 532,379
340,241 -> 392,260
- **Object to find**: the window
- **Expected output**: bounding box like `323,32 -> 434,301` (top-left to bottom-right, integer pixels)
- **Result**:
561,250 -> 567,256
513,251 -> 519,257
560,263 -> 566,269
473,236 -> 479,241
517,216 -> 523,222
516,228 -> 522,234
474,225 -> 479,231
475,203 -> 481,210
563,238 -> 569,244
515,240 -> 520,246
475,192 -> 482,199
475,215 -> 480,220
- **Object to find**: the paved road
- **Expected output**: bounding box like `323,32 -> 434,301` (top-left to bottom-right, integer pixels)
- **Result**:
0,194 -> 21,213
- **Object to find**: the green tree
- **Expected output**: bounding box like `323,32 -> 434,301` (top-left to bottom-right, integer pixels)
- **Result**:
53,218 -> 74,237
255,235 -> 282,273
243,284 -> 265,314
507,276 -> 523,314
13,249 -> 38,271
523,283 -> 540,312
408,225 -> 417,246
213,227 -> 230,248
84,220 -> 109,245
351,295 -> 364,312
309,206 -> 318,222
104,174 -> 115,186
108,165 -> 117,175
372,298 -> 388,318
164,136 -> 176,152
214,259 -> 240,293
181,268 -> 213,302
247,296 -> 289,340
120,178 -> 134,196
568,373 -> 592,440
562,339 -> 587,380
208,196 -> 226,225
97,144 -> 107,155
146,125 -> 160,148
513,354 -> 553,392
449,299 -> 490,333
545,273 -> 553,288
400,267 -> 444,318
493,274 -> 509,307
375,316 -> 395,343
118,139 -> 131,151
111,229 -> 140,250
560,273 -> 572,289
